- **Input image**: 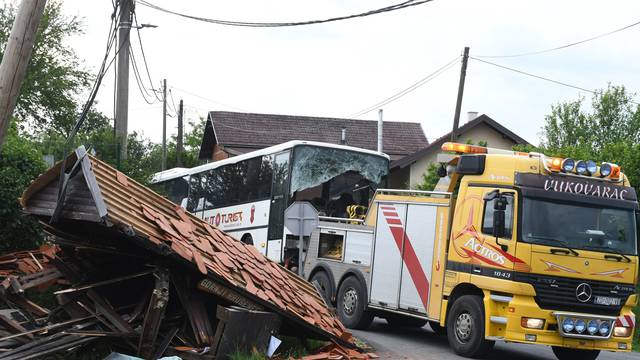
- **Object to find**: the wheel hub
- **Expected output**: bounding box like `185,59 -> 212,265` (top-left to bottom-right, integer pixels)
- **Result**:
343,288 -> 358,316
455,312 -> 473,343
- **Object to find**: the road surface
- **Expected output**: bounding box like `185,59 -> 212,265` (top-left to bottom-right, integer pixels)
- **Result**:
352,319 -> 640,360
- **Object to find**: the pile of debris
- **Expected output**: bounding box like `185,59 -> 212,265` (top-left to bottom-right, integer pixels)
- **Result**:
0,146 -> 375,359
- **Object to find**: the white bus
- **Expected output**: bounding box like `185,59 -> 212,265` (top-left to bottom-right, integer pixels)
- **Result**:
151,141 -> 389,265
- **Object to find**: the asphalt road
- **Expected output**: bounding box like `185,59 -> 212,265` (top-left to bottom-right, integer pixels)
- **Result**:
352,319 -> 640,360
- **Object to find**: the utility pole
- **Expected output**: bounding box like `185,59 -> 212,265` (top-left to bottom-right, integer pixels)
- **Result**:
115,0 -> 133,161
0,0 -> 47,150
161,78 -> 167,171
451,46 -> 469,142
176,99 -> 184,167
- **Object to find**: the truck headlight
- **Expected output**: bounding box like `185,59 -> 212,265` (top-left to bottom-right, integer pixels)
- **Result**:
599,321 -> 610,336
521,317 -> 545,329
562,318 -> 575,333
574,319 -> 586,333
613,326 -> 632,337
587,320 -> 598,335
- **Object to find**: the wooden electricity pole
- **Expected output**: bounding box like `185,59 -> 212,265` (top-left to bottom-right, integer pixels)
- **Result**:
451,46 -> 469,142
0,0 -> 47,150
161,78 -> 167,171
176,99 -> 183,167
115,0 -> 133,161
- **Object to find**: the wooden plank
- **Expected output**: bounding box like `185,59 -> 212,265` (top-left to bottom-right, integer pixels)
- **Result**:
137,269 -> 169,358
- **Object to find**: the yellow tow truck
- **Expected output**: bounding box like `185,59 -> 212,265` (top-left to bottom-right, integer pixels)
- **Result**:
304,142 -> 638,360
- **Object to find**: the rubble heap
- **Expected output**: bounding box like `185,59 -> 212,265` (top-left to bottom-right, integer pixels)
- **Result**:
0,146 -> 374,359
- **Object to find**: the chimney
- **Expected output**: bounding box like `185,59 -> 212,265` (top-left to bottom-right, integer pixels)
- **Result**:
377,109 -> 383,153
467,111 -> 479,122
341,128 -> 346,145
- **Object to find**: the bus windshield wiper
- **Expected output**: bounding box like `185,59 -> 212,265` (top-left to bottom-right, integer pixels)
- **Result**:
528,235 -> 579,256
582,245 -> 631,263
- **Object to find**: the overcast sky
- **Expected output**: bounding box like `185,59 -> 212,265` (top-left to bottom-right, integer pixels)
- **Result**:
59,0 -> 640,147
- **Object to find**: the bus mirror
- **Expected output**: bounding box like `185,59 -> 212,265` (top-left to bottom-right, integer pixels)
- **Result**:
437,164 -> 447,178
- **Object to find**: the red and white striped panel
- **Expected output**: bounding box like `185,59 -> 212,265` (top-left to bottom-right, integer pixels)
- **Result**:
615,314 -> 635,328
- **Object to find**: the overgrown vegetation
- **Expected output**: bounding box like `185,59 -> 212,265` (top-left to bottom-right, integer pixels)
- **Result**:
0,0 -> 205,252
228,337 -> 328,360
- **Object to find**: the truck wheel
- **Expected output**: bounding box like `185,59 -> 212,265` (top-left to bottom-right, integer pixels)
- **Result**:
336,276 -> 373,329
385,314 -> 427,328
310,271 -> 332,305
552,347 -> 600,360
446,295 -> 494,357
429,320 -> 447,336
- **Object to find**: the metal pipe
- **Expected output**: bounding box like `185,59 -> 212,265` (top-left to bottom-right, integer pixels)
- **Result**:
377,109 -> 383,153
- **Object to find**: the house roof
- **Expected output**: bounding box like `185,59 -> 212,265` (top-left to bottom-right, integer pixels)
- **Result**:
199,111 -> 428,159
391,114 -> 530,169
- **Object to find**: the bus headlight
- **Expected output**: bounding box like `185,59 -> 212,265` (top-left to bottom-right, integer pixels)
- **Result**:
562,318 -> 575,333
613,326 -> 632,337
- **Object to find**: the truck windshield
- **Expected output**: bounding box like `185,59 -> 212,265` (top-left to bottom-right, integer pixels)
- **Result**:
522,197 -> 637,255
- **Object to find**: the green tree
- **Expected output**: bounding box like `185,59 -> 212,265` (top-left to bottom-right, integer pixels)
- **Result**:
0,122 -> 46,252
539,85 -> 640,192
0,0 -> 91,136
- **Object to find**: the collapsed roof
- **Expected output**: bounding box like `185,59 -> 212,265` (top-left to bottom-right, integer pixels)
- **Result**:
20,147 -> 354,348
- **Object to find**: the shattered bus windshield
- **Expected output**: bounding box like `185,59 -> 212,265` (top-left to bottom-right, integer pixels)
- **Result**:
289,145 -> 389,218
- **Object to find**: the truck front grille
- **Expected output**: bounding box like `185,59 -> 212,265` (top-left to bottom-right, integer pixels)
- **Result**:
514,273 -> 634,316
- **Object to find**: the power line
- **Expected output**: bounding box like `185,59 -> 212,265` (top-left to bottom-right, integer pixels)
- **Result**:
170,86 -> 248,112
168,88 -> 178,115
476,19 -> 640,58
137,0 -> 434,28
130,44 -> 158,105
133,12 -> 162,101
470,56 -> 597,94
348,55 -> 460,118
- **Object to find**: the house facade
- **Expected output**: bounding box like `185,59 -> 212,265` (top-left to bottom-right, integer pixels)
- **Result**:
390,113 -> 530,189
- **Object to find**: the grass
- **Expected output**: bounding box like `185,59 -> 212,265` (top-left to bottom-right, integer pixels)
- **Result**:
228,336 -> 329,360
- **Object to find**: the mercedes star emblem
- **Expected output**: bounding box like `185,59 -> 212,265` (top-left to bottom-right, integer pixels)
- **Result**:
576,283 -> 592,303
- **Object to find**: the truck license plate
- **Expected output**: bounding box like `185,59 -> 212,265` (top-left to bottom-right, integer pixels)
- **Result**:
594,296 -> 621,306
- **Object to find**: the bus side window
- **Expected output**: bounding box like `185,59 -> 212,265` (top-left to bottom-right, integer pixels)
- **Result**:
482,193 -> 514,239
187,173 -> 203,213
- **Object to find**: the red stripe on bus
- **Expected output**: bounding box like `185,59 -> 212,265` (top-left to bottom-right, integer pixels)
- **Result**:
386,218 -> 430,310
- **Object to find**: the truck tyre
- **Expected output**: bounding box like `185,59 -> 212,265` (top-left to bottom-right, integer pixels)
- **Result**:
385,314 -> 427,328
336,276 -> 373,329
310,271 -> 332,305
552,347 -> 600,360
446,295 -> 494,358
429,320 -> 447,336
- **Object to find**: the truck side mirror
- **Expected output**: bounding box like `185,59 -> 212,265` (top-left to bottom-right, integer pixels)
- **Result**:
492,193 -> 509,251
